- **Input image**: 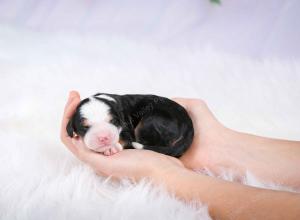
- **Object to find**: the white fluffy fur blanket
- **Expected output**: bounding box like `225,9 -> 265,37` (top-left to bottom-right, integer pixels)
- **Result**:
0,25 -> 299,219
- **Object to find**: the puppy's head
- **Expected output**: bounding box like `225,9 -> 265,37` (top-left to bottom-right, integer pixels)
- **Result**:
67,94 -> 123,152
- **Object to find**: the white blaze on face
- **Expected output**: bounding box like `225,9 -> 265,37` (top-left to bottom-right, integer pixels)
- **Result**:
80,97 -> 120,152
94,94 -> 116,102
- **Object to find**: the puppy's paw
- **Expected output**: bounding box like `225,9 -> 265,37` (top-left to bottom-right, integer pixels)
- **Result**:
116,143 -> 124,151
132,142 -> 144,150
103,146 -> 120,156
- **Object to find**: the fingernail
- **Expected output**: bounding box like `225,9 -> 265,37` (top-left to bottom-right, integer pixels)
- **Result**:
68,91 -> 76,101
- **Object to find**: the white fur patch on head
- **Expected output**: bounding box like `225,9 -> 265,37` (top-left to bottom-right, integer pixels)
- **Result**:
80,97 -> 120,151
94,94 -> 116,102
80,97 -> 111,125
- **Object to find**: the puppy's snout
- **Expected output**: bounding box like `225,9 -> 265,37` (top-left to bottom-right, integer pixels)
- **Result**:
97,134 -> 112,145
84,122 -> 119,151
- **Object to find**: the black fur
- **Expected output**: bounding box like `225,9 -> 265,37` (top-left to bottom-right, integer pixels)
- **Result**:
67,93 -> 194,158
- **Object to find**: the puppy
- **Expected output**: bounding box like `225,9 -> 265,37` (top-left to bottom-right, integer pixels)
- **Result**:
66,93 -> 194,157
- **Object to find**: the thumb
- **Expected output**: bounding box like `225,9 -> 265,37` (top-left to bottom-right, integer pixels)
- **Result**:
71,138 -> 111,170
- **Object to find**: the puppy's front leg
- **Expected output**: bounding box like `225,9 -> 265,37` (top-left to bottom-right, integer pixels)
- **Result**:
103,144 -> 123,156
131,142 -> 144,149
119,129 -> 136,149
115,142 -> 123,151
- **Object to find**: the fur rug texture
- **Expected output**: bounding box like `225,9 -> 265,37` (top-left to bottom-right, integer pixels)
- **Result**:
0,2 -> 300,217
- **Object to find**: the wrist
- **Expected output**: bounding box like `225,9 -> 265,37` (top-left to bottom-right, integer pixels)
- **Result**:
199,127 -> 247,177
150,163 -> 187,185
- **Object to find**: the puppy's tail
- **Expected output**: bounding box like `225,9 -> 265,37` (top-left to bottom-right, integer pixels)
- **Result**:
131,142 -> 183,158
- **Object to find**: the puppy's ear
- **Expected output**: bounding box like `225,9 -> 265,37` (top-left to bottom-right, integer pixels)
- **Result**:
66,120 -> 75,137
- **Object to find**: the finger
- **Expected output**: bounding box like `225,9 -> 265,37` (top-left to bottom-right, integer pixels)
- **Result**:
72,138 -> 110,168
69,90 -> 80,99
60,94 -> 81,140
64,97 -> 80,121
172,98 -> 188,109
60,101 -> 80,142
166,155 -> 184,167
172,98 -> 207,118
71,137 -> 94,158
63,91 -> 81,115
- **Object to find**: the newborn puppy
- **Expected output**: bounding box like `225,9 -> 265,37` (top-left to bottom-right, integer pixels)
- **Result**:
67,93 -> 194,157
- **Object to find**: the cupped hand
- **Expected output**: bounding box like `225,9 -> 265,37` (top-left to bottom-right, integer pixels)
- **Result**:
173,98 -> 229,171
60,91 -> 183,182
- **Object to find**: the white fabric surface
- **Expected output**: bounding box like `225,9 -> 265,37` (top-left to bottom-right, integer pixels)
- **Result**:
0,1 -> 299,219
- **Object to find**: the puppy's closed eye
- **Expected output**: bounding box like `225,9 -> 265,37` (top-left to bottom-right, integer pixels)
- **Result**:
79,119 -> 90,130
110,118 -> 119,125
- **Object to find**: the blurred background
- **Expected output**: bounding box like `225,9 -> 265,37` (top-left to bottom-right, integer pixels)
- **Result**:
0,0 -> 299,139
1,0 -> 300,58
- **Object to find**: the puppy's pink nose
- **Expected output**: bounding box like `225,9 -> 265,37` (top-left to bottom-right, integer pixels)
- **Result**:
97,135 -> 112,145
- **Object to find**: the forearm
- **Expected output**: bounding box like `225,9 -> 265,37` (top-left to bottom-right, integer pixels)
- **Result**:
175,98 -> 300,188
159,167 -> 300,220
223,130 -> 300,188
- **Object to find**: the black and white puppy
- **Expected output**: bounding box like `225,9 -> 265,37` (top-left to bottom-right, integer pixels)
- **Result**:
67,93 -> 194,158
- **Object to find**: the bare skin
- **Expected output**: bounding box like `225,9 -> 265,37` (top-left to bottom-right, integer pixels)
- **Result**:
173,98 -> 300,188
60,91 -> 300,220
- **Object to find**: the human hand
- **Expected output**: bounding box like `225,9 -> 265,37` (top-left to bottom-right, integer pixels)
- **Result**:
60,91 -> 183,182
174,98 -> 300,186
173,98 -> 230,172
